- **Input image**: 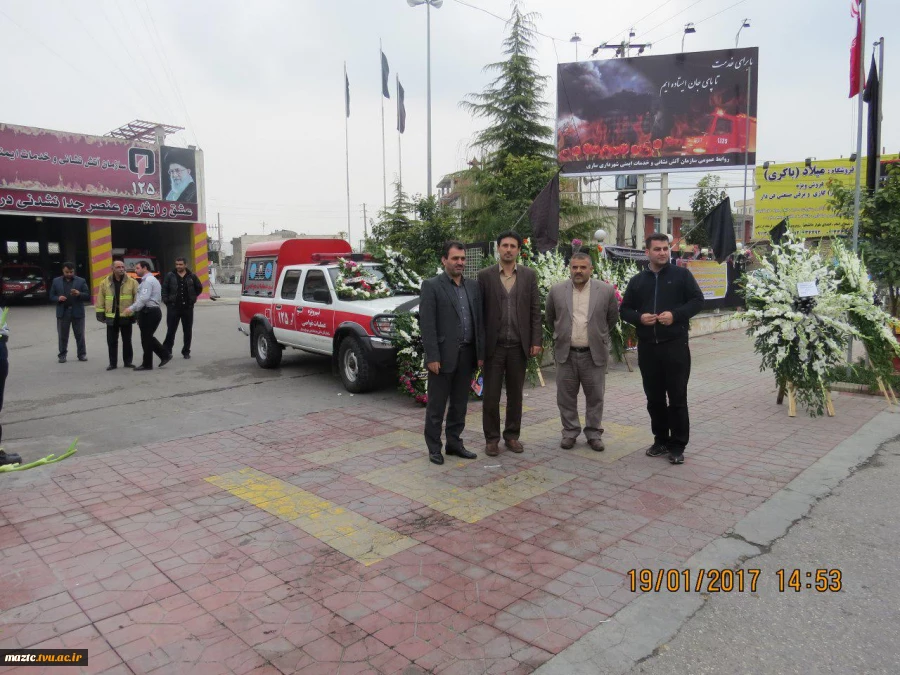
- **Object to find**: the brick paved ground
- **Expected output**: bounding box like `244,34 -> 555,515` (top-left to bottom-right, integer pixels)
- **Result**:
0,329 -> 888,674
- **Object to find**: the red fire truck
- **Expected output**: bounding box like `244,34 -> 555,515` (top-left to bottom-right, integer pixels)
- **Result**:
683,111 -> 757,156
238,239 -> 419,393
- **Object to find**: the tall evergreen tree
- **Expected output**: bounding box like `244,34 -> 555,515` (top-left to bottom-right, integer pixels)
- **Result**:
458,2 -> 558,241
461,3 -> 554,162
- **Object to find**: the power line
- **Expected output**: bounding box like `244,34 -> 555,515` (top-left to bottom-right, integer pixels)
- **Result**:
599,0 -> 679,46
0,5 -> 149,118
449,0 -> 566,43
55,0 -> 168,122
107,0 -> 179,122
133,0 -> 199,146
639,0 -> 710,39
649,0 -> 749,46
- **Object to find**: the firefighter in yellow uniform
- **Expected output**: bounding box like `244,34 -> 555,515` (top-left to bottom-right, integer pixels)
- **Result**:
96,260 -> 140,370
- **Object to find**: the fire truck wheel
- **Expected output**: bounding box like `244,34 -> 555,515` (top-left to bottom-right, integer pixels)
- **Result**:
338,336 -> 374,393
254,326 -> 282,369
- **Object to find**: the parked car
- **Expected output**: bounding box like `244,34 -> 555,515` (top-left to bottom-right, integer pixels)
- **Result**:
1,264 -> 48,303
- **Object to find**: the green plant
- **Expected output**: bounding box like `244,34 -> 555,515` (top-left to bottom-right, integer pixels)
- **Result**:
829,165 -> 900,317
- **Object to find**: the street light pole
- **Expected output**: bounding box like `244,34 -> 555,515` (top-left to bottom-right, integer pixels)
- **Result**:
426,0 -> 433,198
408,0 -> 441,198
735,19 -> 750,48
682,23 -> 696,53
570,33 -> 581,61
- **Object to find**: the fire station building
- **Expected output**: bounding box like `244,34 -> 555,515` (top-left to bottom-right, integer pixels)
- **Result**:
0,121 -> 209,300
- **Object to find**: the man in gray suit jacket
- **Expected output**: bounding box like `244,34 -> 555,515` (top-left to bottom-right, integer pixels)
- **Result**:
545,252 -> 620,451
418,242 -> 485,465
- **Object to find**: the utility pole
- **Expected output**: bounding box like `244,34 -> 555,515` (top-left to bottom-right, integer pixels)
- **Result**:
362,203 -> 368,244
217,212 -> 223,265
590,30 -> 651,59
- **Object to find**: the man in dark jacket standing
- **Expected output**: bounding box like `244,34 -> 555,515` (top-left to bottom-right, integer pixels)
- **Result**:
162,257 -> 203,359
49,262 -> 91,363
620,233 -> 704,465
419,242 -> 485,465
477,231 -> 542,457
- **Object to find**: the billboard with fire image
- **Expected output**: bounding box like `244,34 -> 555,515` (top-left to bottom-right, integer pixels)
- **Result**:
557,47 -> 758,175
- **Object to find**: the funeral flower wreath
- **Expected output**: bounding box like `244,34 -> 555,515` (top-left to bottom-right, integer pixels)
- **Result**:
735,233 -> 866,416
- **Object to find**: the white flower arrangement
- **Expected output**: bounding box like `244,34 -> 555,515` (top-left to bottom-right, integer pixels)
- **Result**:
596,255 -> 640,362
381,247 -> 423,293
736,232 -> 858,416
333,258 -> 392,300
831,238 -> 900,379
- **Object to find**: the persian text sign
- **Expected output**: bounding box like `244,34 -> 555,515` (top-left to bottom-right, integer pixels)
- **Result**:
753,156 -> 897,239
684,260 -> 728,299
0,124 -> 160,198
0,189 -> 197,221
557,48 -> 759,175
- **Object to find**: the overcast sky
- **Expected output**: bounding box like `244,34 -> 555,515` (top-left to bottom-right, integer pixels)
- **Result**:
2,0 -> 897,247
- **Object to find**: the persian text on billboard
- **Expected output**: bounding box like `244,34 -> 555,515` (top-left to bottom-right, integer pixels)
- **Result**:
0,189 -> 197,221
684,260 -> 728,299
0,124 -> 160,198
753,156 -> 897,239
557,48 -> 758,176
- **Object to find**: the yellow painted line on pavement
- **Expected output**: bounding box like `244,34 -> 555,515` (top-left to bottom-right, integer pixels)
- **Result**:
358,460 -> 576,524
205,467 -> 417,566
304,430 -> 421,466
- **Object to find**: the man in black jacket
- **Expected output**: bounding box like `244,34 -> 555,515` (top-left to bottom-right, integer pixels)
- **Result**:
161,257 -> 203,359
620,233 -> 704,464
418,242 -> 485,465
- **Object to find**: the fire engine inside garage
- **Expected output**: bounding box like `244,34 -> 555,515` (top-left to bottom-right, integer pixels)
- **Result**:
0,121 -> 209,301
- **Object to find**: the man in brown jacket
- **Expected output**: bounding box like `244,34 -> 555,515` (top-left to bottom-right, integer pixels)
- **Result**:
477,231 -> 542,456
545,253 -> 620,451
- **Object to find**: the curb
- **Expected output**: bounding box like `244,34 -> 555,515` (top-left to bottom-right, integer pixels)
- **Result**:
534,408 -> 900,675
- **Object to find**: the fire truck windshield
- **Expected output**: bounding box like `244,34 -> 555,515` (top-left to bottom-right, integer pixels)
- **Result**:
327,264 -> 418,298
123,257 -> 156,273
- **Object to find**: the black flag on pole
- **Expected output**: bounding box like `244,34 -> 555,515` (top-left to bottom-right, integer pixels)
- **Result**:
397,79 -> 406,133
344,69 -> 350,118
381,51 -> 390,99
701,197 -> 736,263
863,54 -> 880,191
769,218 -> 789,245
529,173 -> 560,253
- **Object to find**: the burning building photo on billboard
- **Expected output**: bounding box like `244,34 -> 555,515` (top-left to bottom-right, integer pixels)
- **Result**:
557,48 -> 758,175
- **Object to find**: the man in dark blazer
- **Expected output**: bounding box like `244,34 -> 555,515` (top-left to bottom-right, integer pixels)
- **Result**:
477,231 -> 542,456
419,241 -> 485,465
545,253 -> 620,451
49,262 -> 91,363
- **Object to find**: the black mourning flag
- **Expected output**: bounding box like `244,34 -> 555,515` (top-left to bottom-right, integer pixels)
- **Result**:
769,218 -> 789,245
344,70 -> 350,118
701,197 -> 736,264
529,173 -> 560,253
381,51 -> 391,99
863,55 -> 880,191
397,79 -> 406,133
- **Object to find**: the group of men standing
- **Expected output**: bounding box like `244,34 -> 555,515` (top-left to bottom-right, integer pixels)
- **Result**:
419,232 -> 704,467
53,258 -> 202,370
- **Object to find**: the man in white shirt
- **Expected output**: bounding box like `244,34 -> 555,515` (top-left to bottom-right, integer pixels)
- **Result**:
123,261 -> 172,371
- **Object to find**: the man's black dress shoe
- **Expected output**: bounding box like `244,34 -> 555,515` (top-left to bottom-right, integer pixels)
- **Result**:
446,447 -> 477,460
429,453 -> 444,465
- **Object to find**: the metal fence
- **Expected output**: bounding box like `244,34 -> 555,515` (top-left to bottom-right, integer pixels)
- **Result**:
464,241 -> 493,277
